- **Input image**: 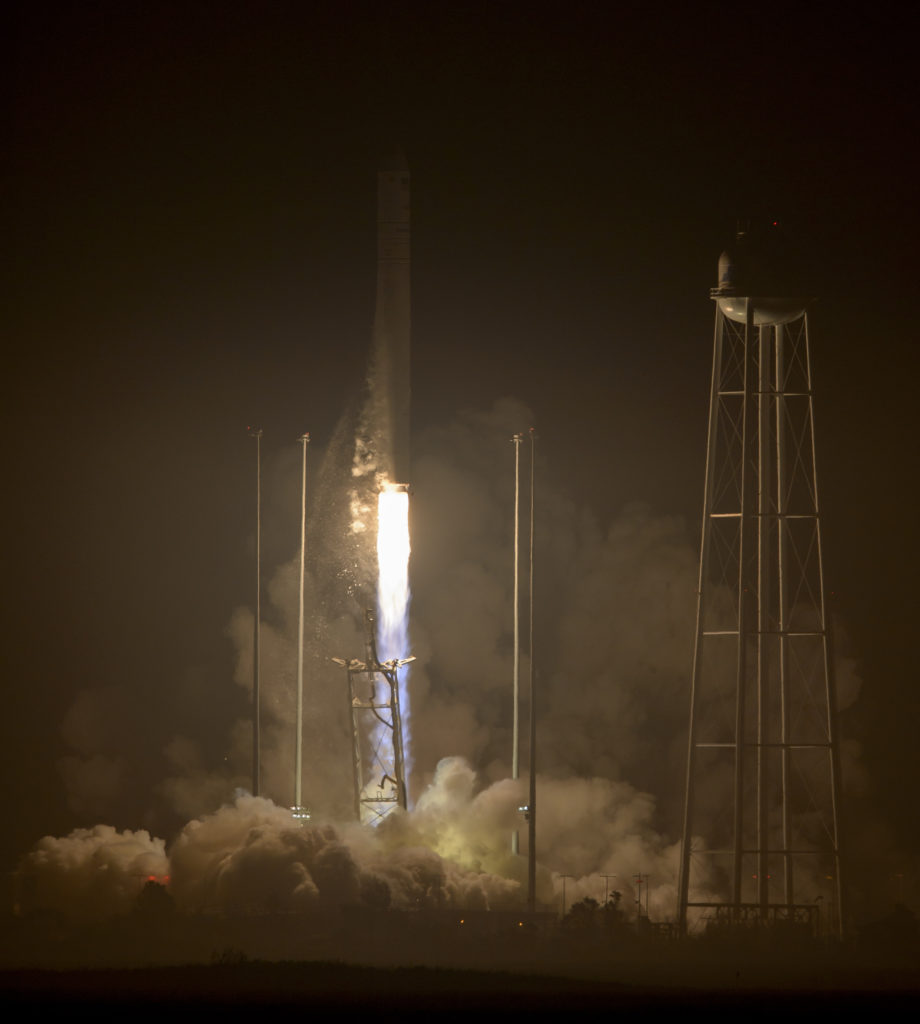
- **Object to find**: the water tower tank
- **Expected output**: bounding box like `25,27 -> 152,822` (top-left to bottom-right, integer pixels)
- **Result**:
711,224 -> 808,325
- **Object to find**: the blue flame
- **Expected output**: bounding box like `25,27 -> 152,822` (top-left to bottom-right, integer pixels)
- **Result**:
373,486 -> 412,809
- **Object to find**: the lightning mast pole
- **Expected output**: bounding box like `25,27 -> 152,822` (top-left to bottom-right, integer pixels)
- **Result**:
512,433 -> 523,855
249,426 -> 263,798
294,433 -> 310,815
527,427 -> 537,913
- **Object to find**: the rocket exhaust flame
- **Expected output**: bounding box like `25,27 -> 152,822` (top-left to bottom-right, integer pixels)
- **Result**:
377,483 -> 410,660
375,481 -> 412,792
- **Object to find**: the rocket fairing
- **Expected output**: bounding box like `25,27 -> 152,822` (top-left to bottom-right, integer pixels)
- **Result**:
371,147 -> 411,486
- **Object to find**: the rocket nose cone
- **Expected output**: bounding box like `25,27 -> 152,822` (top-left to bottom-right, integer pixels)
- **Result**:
378,145 -> 408,173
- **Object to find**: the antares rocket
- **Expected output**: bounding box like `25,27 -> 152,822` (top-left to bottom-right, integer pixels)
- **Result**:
371,148 -> 411,486
336,149 -> 412,823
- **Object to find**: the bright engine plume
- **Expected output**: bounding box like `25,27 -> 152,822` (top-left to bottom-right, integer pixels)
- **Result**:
376,482 -> 412,782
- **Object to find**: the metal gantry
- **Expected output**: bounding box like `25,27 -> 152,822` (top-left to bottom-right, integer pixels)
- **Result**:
334,610 -> 413,825
677,287 -> 844,937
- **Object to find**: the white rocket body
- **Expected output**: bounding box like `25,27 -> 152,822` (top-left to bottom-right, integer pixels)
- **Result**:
372,149 -> 411,485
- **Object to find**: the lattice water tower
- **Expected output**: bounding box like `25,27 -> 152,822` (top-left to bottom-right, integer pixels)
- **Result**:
677,225 -> 844,937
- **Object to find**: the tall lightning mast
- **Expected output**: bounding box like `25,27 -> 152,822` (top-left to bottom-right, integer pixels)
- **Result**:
248,426 -> 262,798
527,427 -> 537,913
293,432 -> 310,820
511,433 -> 523,855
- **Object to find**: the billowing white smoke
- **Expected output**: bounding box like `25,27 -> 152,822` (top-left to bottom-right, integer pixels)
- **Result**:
15,825 -> 168,919
17,755 -> 706,920
405,401 -> 702,817
167,763 -> 522,914
18,760 -> 524,917
536,776 -> 682,918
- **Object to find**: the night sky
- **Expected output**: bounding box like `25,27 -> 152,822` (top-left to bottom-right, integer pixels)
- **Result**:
7,2 -> 919,911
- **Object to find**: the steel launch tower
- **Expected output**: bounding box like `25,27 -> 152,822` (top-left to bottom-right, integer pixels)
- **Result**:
677,226 -> 844,937
334,610 -> 413,824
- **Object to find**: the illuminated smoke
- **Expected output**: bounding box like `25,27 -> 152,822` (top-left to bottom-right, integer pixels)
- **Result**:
17,762 -> 524,920
14,825 -> 168,919
16,758 -> 708,924
167,772 -> 519,914
376,482 -> 412,778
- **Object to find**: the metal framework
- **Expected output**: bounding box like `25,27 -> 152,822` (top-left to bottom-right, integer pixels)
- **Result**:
699,902 -> 820,936
677,296 -> 844,937
334,610 -> 412,825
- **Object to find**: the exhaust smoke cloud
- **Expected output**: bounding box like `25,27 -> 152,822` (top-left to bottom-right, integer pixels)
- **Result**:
18,756 -> 692,920
28,398 -> 867,928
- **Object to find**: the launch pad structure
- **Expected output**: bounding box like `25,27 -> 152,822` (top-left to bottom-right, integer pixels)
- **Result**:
677,226 -> 845,937
333,610 -> 414,825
